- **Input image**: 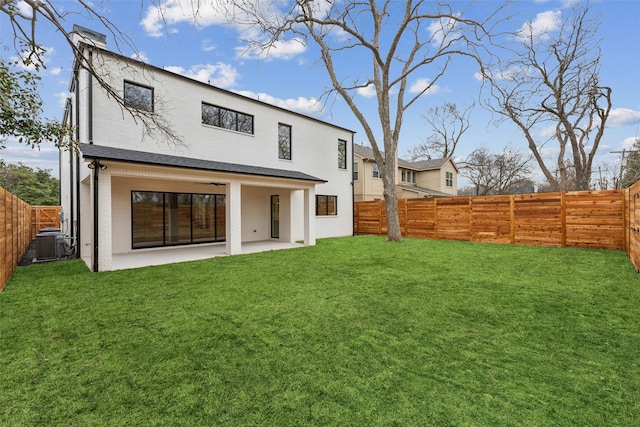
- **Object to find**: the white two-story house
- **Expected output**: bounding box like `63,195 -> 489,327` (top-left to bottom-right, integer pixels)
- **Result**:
60,26 -> 354,272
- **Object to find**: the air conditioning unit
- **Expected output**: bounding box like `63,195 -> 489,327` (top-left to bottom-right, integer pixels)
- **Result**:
36,232 -> 60,260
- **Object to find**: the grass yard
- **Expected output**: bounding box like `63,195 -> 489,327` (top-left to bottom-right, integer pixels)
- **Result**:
1,236 -> 639,425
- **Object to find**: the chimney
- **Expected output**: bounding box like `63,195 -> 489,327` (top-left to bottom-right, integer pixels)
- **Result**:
71,25 -> 107,49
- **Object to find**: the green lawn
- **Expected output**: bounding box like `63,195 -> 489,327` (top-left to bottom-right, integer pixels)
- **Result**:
1,236 -> 639,426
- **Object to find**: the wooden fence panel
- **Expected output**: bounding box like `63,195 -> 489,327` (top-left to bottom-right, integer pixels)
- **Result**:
470,196 -> 512,244
355,189 -> 627,252
1,187 -> 33,292
405,199 -> 436,239
627,183 -> 640,272
435,197 -> 471,241
565,190 -> 625,250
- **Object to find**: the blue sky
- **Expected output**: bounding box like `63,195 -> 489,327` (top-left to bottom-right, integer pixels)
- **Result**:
1,0 -> 639,189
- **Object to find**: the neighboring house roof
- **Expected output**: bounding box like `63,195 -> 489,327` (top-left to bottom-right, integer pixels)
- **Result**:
396,184 -> 453,198
80,143 -> 327,183
353,144 -> 457,172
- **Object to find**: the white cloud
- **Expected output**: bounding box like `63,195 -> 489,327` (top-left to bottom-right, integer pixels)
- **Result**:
607,108 -> 640,128
55,92 -> 70,108
236,38 -> 307,61
141,0 -> 228,37
1,140 -> 61,173
517,10 -> 561,40
356,84 -> 376,98
235,90 -> 323,116
622,137 -> 640,150
409,78 -> 441,95
164,63 -> 240,88
131,52 -> 150,63
428,14 -> 461,46
11,46 -> 56,72
201,39 -> 216,52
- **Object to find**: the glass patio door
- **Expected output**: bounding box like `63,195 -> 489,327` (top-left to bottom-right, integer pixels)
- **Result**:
271,195 -> 279,239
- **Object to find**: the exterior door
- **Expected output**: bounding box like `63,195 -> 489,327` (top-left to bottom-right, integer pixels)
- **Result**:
271,195 -> 279,239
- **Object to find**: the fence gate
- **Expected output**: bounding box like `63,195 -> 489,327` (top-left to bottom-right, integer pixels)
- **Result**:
31,206 -> 61,239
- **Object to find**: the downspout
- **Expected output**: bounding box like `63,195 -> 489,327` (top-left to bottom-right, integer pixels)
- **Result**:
92,159 -> 100,272
88,48 -> 98,271
351,134 -> 355,236
74,68 -> 81,257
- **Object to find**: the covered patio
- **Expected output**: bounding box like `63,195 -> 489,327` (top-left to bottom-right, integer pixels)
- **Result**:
109,240 -> 304,271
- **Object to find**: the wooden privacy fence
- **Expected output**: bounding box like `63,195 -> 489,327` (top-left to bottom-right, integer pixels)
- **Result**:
1,187 -> 33,292
355,190 -> 627,251
626,181 -> 640,272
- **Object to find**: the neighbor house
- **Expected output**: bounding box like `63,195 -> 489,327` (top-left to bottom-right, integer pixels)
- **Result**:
59,26 -> 354,272
353,144 -> 458,201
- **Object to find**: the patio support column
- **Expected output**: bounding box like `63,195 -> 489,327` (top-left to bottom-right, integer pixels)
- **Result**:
97,168 -> 112,271
303,186 -> 316,246
226,181 -> 242,255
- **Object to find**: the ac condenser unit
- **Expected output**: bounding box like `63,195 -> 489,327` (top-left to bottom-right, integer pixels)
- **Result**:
36,233 -> 59,260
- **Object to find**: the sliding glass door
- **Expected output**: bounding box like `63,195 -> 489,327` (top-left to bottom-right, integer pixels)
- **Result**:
132,191 -> 225,249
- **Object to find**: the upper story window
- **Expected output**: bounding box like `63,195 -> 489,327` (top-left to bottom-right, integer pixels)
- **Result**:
278,123 -> 292,160
316,195 -> 337,216
202,103 -> 254,134
338,139 -> 347,169
446,171 -> 454,187
372,163 -> 380,178
401,168 -> 416,184
353,162 -> 359,181
124,81 -> 153,112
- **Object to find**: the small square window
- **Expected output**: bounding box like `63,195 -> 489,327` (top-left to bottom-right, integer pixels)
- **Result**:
316,195 -> 337,216
124,81 -> 153,112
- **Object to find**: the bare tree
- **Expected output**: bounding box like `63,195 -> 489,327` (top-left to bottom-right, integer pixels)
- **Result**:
480,2 -> 611,191
460,146 -> 532,195
407,102 -> 473,161
214,0 -> 507,241
1,0 -> 181,146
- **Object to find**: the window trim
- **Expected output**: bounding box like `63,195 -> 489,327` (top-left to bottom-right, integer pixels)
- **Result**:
131,190 -> 226,249
278,123 -> 292,160
124,80 -> 154,112
338,139 -> 347,169
201,102 -> 254,135
315,195 -> 338,216
353,162 -> 359,181
446,171 -> 454,187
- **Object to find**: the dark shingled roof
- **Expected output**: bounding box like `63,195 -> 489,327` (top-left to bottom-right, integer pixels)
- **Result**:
80,144 -> 326,183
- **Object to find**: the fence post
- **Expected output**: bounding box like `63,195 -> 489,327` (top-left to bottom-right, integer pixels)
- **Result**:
560,192 -> 567,248
510,195 -> 515,245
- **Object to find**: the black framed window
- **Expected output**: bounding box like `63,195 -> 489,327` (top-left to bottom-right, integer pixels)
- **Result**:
278,123 -> 292,160
124,81 -> 153,112
338,139 -> 347,169
202,102 -> 254,134
316,195 -> 337,216
132,191 -> 225,249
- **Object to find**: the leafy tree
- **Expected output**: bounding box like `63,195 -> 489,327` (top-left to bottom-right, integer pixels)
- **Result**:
0,55 -> 73,149
0,161 -> 59,205
480,2 -> 611,191
216,0 -> 507,241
